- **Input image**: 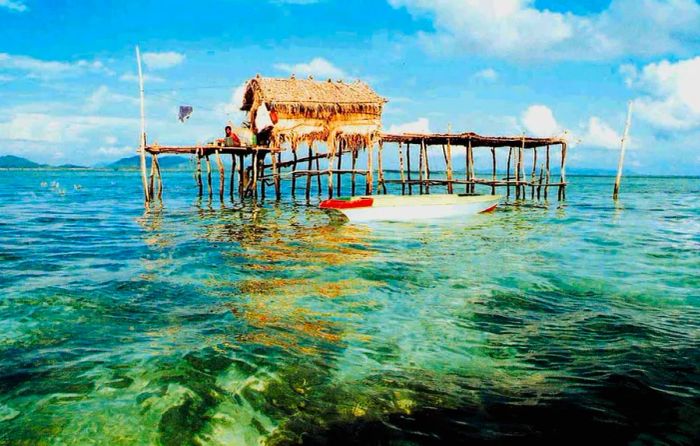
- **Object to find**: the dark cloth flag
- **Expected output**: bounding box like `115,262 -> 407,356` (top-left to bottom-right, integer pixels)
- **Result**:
178,106 -> 193,122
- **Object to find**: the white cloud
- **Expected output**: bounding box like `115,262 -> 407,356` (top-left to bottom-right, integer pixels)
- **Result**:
581,116 -> 622,149
119,72 -> 165,83
0,0 -> 28,12
0,53 -> 109,79
0,113 -> 136,143
521,105 -> 560,137
388,0 -> 700,60
625,56 -> 700,130
274,57 -> 346,79
142,51 -> 185,70
474,68 -> 498,81
387,117 -> 431,134
84,86 -> 138,112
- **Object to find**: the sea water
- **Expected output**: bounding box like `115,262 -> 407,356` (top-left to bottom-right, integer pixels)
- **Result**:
0,170 -> 698,445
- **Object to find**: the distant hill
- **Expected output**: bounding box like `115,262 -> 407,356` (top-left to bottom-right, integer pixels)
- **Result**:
104,155 -> 191,170
0,155 -> 46,168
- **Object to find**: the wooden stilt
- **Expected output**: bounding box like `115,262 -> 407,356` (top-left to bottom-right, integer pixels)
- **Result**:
406,143 -> 413,195
366,141 -> 374,195
274,151 -> 281,200
378,140 -> 386,194
153,154 -> 162,201
291,149 -> 298,197
205,155 -> 213,198
196,151 -> 203,197
465,141 -> 471,193
468,140 -> 475,193
149,154 -> 155,199
252,151 -> 259,199
351,148 -> 357,196
398,142 -> 406,195
418,140 -> 424,194
506,147 -> 512,199
315,145 -> 322,194
558,142 -> 568,201
537,163 -> 544,200
422,140 -> 430,194
445,140 -> 454,194
306,144 -> 313,200
215,150 -> 225,201
328,139 -> 336,198
260,152 -> 266,200
531,148 -> 537,200
336,140 -> 343,197
544,145 -> 550,200
613,102 -> 633,200
135,46 -> 150,204
491,147 -> 496,195
230,153 -> 236,199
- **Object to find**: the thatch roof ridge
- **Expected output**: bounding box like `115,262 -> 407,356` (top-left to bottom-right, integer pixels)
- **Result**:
241,76 -> 386,111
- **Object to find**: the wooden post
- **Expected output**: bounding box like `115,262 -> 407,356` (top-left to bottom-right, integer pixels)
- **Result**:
613,102 -> 633,200
336,140 -> 343,197
260,152 -> 266,200
135,46 -> 150,204
506,147 -> 512,199
537,163 -> 544,200
205,154 -> 212,198
445,139 -> 454,194
558,142 -> 568,201
406,143 -> 412,195
531,147 -> 537,200
328,139 -> 336,198
351,148 -> 358,196
422,139 -> 430,194
148,154 -> 155,199
291,149 -> 298,197
398,142 -> 406,195
196,150 -> 203,197
378,140 -> 386,194
238,154 -> 245,199
465,141 -> 471,193
520,138 -> 526,198
234,153 -> 236,200
274,151 -> 281,200
366,141 -> 374,195
155,154 -> 163,200
491,147 -> 496,195
469,140 -> 476,193
544,145 -> 551,200
215,150 -> 225,201
306,144 -> 313,200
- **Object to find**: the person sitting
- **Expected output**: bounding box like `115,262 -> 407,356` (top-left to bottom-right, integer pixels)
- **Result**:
219,125 -> 241,147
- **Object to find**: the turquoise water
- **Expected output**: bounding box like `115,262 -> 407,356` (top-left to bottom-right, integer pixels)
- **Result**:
1,170 -> 698,445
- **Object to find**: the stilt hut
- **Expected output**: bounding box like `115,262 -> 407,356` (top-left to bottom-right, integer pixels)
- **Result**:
240,75 -> 387,198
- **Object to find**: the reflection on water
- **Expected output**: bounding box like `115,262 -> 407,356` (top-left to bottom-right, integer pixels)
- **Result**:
0,170 -> 699,445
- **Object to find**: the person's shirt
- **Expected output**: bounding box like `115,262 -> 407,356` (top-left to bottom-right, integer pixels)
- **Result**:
255,103 -> 274,131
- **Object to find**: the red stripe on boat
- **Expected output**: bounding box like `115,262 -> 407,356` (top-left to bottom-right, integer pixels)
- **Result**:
479,204 -> 498,214
320,198 -> 374,209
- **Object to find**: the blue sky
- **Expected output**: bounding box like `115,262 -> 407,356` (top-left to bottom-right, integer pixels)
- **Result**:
1,0 -> 699,174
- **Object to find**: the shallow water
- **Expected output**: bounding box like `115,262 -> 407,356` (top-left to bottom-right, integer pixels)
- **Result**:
0,169 -> 698,445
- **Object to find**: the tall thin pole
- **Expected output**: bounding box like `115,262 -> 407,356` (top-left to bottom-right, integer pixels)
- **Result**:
135,46 -> 150,203
613,102 -> 633,200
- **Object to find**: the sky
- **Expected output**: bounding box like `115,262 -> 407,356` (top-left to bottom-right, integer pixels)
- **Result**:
0,0 -> 699,174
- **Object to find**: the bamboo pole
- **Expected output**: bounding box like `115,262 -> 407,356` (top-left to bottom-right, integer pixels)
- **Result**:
215,150 -> 225,200
465,141 -> 471,193
613,102 -> 633,200
252,151 -> 258,199
366,141 -> 374,195
469,140 -> 475,193
531,147 -> 538,199
238,154 -> 245,199
135,46 -> 150,204
537,163 -> 544,200
148,154 -> 155,199
445,140 -> 454,194
422,139 -> 430,194
398,142 -> 406,195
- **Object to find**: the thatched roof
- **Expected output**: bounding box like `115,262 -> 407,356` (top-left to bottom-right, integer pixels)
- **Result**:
241,76 -> 387,117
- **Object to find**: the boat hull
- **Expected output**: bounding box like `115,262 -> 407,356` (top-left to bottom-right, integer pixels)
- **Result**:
323,194 -> 501,223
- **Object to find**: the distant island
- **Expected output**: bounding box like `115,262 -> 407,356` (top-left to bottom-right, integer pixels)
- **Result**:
0,154 -> 191,170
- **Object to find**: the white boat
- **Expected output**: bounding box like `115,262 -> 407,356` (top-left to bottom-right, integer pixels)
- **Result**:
320,194 -> 501,223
